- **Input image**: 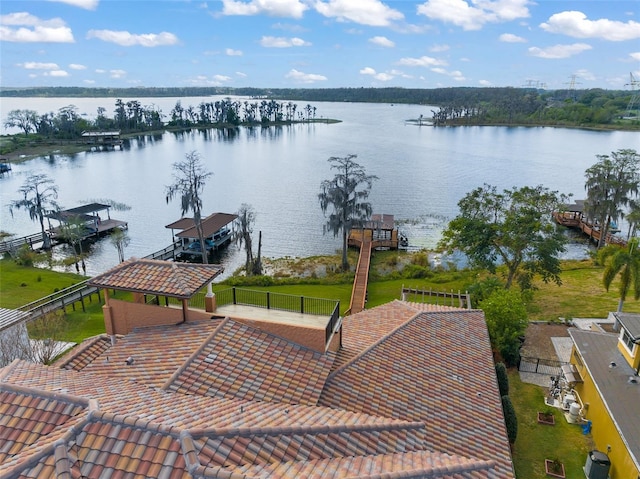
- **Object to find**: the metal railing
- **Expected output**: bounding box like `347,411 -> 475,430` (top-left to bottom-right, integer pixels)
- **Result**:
214,287 -> 339,316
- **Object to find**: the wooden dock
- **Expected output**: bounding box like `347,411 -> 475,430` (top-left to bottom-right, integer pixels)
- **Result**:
346,214 -> 406,315
553,206 -> 627,248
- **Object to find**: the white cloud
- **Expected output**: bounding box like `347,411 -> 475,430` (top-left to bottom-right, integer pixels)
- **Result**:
479,79 -> 492,86
540,11 -> 640,41
417,0 -> 531,31
314,0 -> 404,27
630,52 -> 640,61
83,79 -> 95,84
46,70 -> 69,77
95,68 -> 106,73
260,36 -> 310,47
397,55 -> 447,67
0,12 -> 74,43
213,74 -> 232,82
86,30 -> 179,47
500,33 -> 526,43
528,43 -> 592,59
48,0 -> 99,10
431,67 -> 465,81
21,62 -> 60,70
226,48 -> 243,56
236,71 -> 247,77
429,44 -> 449,53
69,63 -> 86,70
369,36 -> 394,48
222,0 -> 308,18
574,69 -> 596,81
359,66 -> 407,82
285,68 -> 327,83
110,69 -> 126,79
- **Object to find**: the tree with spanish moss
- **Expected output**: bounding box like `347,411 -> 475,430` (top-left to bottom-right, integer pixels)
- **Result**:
319,154 -> 378,271
584,149 -> 640,249
10,173 -> 59,250
165,151 -> 212,264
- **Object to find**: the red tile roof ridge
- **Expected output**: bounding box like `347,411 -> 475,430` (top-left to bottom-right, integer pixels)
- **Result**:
160,316 -> 232,391
326,309 -> 420,381
185,418 -> 427,440
181,431 -> 256,479
403,300 -> 473,312
87,409 -> 182,437
0,381 -> 92,409
0,408 -> 90,477
244,450 -> 497,478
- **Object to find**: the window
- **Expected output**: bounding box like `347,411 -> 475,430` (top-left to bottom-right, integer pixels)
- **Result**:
621,329 -> 637,353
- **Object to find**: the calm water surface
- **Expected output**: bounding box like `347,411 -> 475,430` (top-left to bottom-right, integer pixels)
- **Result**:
1,96 -> 637,278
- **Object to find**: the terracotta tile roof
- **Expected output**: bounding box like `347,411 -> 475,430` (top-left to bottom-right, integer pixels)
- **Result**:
78,321 -> 223,389
0,383 -> 90,472
165,318 -> 336,405
87,258 -> 223,298
240,450 -> 496,478
0,299 -> 514,479
54,334 -> 113,371
319,310 -> 514,479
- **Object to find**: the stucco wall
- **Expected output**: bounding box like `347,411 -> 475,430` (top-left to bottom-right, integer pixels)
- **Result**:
104,299 -> 212,335
231,316 -> 326,352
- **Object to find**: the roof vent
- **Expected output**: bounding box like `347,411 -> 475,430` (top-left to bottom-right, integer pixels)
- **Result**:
629,376 -> 638,384
125,356 -> 134,365
609,362 -> 616,368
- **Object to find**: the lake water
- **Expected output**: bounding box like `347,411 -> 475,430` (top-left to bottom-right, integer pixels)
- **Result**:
0,96 -> 637,278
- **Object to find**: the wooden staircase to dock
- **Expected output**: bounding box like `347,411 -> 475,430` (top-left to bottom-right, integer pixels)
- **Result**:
348,234 -> 372,315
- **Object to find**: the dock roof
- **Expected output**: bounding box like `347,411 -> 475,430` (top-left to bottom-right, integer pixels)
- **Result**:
166,212 -> 237,239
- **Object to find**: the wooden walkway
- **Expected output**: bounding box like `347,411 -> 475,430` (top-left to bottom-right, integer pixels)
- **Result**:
348,235 -> 372,315
553,212 -> 627,248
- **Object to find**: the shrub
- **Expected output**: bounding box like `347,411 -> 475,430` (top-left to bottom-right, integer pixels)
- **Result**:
481,289 -> 528,366
502,395 -> 518,444
495,362 -> 509,396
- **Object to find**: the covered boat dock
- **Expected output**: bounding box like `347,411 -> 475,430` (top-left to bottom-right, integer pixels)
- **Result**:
47,203 -> 128,242
166,212 -> 238,260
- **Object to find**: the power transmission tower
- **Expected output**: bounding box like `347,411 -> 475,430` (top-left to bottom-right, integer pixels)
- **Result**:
564,74 -> 581,100
625,72 -> 639,119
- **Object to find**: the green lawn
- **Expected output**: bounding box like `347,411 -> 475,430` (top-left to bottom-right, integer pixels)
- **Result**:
509,370 -> 592,479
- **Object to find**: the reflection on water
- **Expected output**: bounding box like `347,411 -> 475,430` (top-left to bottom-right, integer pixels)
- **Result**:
1,98 -> 635,278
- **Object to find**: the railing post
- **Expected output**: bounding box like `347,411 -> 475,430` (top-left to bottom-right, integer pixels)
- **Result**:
300,296 -> 304,314
267,292 -> 270,309
232,287 -> 237,305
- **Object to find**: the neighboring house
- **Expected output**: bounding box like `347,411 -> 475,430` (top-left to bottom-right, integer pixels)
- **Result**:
0,259 -> 514,478
568,312 -> 640,478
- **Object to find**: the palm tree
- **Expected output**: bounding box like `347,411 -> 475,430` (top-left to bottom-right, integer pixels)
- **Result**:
318,154 -> 377,271
166,151 -> 213,264
599,238 -> 640,312
110,227 -> 130,263
10,173 -> 59,249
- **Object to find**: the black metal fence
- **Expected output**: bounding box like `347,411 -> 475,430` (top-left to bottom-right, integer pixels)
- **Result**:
518,356 -> 566,376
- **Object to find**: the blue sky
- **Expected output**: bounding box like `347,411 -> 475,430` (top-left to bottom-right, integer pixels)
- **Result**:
1,0 -> 639,90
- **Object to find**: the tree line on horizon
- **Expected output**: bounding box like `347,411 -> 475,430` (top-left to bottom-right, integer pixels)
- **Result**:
3,86 -> 637,135
3,97 -> 320,141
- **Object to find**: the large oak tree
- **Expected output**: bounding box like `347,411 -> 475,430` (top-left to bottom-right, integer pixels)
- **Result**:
439,184 -> 568,289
